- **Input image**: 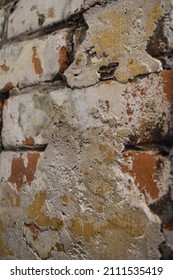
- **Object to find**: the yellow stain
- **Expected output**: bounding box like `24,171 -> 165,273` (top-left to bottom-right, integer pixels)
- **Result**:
143,4 -> 163,41
0,219 -> 13,257
92,11 -> 129,60
28,192 -> 63,230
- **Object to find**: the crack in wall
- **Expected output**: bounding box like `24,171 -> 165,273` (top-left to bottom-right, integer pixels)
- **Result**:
0,0 -> 173,260
23,231 -> 41,260
0,87 -> 9,151
0,2 -> 96,47
24,222 -> 64,260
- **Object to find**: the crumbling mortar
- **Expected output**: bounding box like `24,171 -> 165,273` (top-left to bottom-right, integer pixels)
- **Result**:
3,145 -> 48,152
1,4 -> 93,47
124,143 -> 172,156
0,0 -> 173,260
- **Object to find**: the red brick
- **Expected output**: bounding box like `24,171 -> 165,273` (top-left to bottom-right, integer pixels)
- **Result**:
121,151 -> 160,200
161,70 -> 173,103
9,152 -> 40,191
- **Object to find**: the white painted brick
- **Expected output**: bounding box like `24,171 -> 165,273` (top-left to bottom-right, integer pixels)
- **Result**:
7,0 -> 85,39
0,29 -> 68,89
7,0 -> 106,39
2,73 -> 170,149
2,93 -> 52,149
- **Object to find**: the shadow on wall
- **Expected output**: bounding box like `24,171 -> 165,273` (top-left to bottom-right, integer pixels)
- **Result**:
150,103 -> 173,260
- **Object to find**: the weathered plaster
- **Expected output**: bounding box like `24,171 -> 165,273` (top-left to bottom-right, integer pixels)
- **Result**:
0,0 -> 173,260
65,0 -> 172,87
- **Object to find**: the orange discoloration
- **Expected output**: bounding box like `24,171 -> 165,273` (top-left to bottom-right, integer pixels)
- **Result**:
3,99 -> 8,108
32,47 -> 43,76
23,137 -> 35,146
164,218 -> 173,231
70,208 -> 146,242
70,214 -> 96,242
99,80 -> 114,85
26,223 -> 39,241
58,46 -> 69,74
28,192 -> 63,230
122,151 -> 159,200
4,82 -> 13,91
126,103 -> 133,116
47,7 -> 54,18
0,219 -> 13,257
9,152 -> 40,191
99,143 -> 117,165
161,70 -> 173,102
62,195 -> 68,206
1,64 -> 9,72
96,184 -> 108,198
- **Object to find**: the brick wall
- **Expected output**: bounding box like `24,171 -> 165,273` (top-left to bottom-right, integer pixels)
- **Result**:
0,0 -> 173,259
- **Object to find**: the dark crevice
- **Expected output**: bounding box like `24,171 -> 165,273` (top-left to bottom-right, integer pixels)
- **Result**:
0,87 -> 10,152
0,0 -> 18,8
3,144 -> 48,152
159,242 -> 173,260
9,0 -> 19,13
2,9 -> 88,46
40,14 -> 88,86
123,143 -> 172,156
149,188 -> 173,225
0,88 -> 9,102
149,188 -> 173,259
0,0 -> 19,48
146,18 -> 168,58
146,17 -> 173,69
98,62 -> 119,80
4,21 -> 74,47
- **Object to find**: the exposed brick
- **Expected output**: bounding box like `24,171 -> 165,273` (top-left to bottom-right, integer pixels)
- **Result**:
58,47 -> 70,74
165,219 -> 173,231
0,29 -> 69,90
0,0 -> 172,260
25,224 -> 39,241
161,70 -> 173,103
22,137 -> 35,147
32,47 -> 43,76
8,152 -> 40,191
2,74 -> 171,149
121,151 -> 170,203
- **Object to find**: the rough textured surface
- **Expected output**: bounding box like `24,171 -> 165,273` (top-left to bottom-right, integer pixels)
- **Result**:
0,0 -> 173,260
7,0 -> 104,39
65,0 -> 171,87
2,74 -> 172,149
0,8 -> 5,39
0,29 -> 69,89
